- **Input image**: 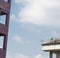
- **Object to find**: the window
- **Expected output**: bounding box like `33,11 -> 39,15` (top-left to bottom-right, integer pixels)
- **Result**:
53,53 -> 56,58
4,0 -> 8,2
0,15 -> 6,25
0,36 -> 4,49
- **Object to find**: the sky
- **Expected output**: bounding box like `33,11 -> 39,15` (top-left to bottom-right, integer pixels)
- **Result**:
1,0 -> 60,58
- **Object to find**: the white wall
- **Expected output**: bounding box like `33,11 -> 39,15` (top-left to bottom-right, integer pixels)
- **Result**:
42,44 -> 60,51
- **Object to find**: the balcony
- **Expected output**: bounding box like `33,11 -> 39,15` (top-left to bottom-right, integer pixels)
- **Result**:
0,0 -> 9,15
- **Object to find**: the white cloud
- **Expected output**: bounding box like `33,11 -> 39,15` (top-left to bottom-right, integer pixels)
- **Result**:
6,51 -> 45,58
13,35 -> 23,43
12,35 -> 32,44
34,54 -> 44,58
6,52 -> 29,58
51,31 -> 58,38
15,0 -> 31,3
10,14 -> 16,21
6,52 -> 13,58
14,53 -> 29,58
14,0 -> 60,27
15,0 -> 25,3
14,0 -> 31,6
51,30 -> 60,39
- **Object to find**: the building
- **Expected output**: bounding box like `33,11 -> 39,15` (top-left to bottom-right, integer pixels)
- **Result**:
42,38 -> 60,58
0,0 -> 11,58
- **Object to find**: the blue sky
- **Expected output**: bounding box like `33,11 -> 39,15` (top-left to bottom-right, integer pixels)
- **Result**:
1,0 -> 60,58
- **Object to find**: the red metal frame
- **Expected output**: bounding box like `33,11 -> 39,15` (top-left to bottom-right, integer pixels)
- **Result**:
0,0 -> 11,58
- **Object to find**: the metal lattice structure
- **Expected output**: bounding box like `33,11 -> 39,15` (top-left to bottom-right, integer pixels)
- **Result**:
0,0 -> 11,58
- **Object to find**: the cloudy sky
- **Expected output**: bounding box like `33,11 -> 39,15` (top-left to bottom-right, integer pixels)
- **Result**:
1,0 -> 60,58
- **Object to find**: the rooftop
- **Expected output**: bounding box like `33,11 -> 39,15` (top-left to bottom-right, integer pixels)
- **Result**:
42,38 -> 60,46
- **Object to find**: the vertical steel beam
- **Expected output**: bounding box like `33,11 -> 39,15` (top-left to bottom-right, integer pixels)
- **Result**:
50,52 -> 53,58
56,52 -> 60,58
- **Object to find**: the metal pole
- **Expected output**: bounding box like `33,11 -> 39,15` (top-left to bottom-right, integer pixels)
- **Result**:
50,52 -> 53,58
56,52 -> 60,58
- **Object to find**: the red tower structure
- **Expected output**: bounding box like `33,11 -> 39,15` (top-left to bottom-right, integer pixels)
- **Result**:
0,0 -> 11,58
